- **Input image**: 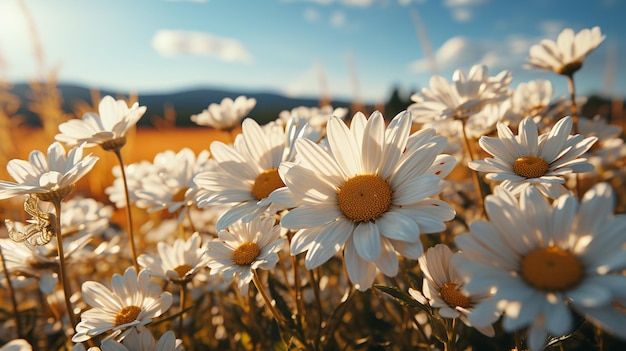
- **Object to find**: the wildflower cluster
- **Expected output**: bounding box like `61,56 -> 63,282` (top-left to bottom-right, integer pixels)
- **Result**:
0,26 -> 625,351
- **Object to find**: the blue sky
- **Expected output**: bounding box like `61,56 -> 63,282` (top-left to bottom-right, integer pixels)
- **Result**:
1,0 -> 625,104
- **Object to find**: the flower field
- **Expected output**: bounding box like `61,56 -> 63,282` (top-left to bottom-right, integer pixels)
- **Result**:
0,26 -> 626,351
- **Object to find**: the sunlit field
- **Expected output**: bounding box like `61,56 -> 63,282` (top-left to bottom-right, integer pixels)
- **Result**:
2,11 -> 626,351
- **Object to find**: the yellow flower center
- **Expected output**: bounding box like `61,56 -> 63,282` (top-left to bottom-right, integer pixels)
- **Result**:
513,156 -> 549,179
172,187 -> 189,203
173,264 -> 193,278
521,246 -> 583,291
233,242 -> 260,266
440,282 -> 471,309
337,174 -> 392,222
251,168 -> 285,200
114,305 -> 142,327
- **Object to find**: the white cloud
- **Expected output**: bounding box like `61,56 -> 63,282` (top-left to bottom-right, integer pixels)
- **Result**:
410,34 -> 534,73
443,0 -> 488,22
152,30 -> 252,63
451,8 -> 471,22
539,20 -> 566,37
304,8 -> 320,22
285,0 -> 376,6
330,11 -> 346,27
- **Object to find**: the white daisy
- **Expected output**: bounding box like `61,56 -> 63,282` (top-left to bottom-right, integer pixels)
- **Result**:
206,216 -> 286,294
409,64 -> 511,124
579,115 -> 625,169
278,110 -> 456,291
56,95 -> 147,150
453,184 -> 626,351
526,26 -> 605,76
503,79 -> 554,127
0,339 -> 32,351
191,95 -> 256,130
0,142 -> 98,202
138,232 -> 210,285
99,328 -> 183,351
277,105 -> 349,140
194,118 -> 291,231
105,161 -> 155,208
135,149 -> 212,217
410,244 -> 495,336
72,267 -> 173,343
0,232 -> 92,293
468,116 -> 597,198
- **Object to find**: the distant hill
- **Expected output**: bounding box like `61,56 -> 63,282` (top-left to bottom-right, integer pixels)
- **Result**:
7,82 -> 355,127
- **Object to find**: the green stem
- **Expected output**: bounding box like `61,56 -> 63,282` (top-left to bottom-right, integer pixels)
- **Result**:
113,149 -> 139,271
0,245 -> 22,337
251,269 -> 290,332
52,199 -> 78,332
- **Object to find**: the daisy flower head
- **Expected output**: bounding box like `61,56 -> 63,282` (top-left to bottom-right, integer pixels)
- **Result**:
56,95 -> 147,151
527,26 -> 605,76
469,116 -> 597,198
0,142 -> 98,202
194,118 -> 292,231
99,328 -> 183,351
138,232 -> 210,285
206,216 -> 286,294
135,148 -> 212,218
105,161 -> 155,208
411,244 -> 495,336
277,105 -> 349,140
409,64 -> 511,124
72,267 -> 173,343
191,95 -> 256,130
503,79 -> 554,127
278,110 -> 456,291
454,183 -> 626,351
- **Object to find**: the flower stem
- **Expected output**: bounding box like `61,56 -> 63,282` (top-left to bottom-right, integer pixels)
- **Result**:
444,318 -> 458,351
113,149 -> 139,271
52,199 -> 78,333
251,269 -> 292,334
566,74 -> 579,134
0,245 -> 22,338
460,119 -> 486,217
178,283 -> 187,340
565,74 -> 583,198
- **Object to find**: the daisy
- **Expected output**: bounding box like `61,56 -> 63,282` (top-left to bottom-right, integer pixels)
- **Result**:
99,328 -> 183,351
0,232 -> 92,293
138,232 -> 210,285
56,95 -> 147,151
503,79 -> 554,127
191,95 -> 256,130
194,118 -> 293,231
409,64 -> 511,124
205,216 -> 286,293
0,339 -> 32,351
277,110 -> 456,291
135,148 -> 212,218
105,161 -> 155,208
410,244 -> 494,336
579,115 -> 625,169
526,26 -> 605,76
277,105 -> 349,140
468,116 -> 597,198
0,142 -> 98,202
453,183 -> 626,351
72,267 -> 173,343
